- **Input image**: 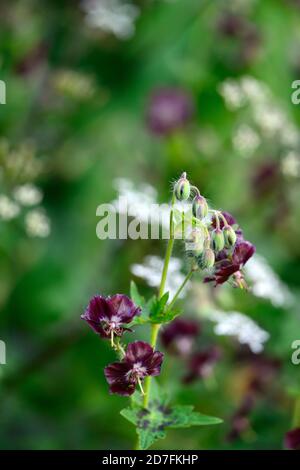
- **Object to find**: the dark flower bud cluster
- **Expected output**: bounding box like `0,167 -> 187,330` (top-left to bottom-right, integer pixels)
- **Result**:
173,174 -> 255,287
81,294 -> 164,396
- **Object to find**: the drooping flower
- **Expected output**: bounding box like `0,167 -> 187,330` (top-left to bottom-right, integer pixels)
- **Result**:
146,87 -> 194,136
183,347 -> 221,383
81,294 -> 141,340
205,240 -> 255,286
284,428 -> 300,450
160,318 -> 200,356
104,341 -> 164,396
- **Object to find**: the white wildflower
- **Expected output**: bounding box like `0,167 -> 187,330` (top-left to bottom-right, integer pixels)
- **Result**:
111,178 -> 191,232
25,209 -> 51,238
82,0 -> 140,39
281,151 -> 300,177
245,254 -> 293,307
131,255 -> 190,299
240,76 -> 269,104
253,105 -> 286,137
13,184 -> 43,206
0,195 -> 20,220
210,309 -> 269,353
232,124 -> 260,156
218,80 -> 246,111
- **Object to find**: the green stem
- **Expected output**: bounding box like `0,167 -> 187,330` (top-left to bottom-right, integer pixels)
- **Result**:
142,194 -> 176,410
166,270 -> 194,312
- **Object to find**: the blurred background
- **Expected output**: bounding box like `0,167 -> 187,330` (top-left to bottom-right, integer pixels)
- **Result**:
0,0 -> 300,450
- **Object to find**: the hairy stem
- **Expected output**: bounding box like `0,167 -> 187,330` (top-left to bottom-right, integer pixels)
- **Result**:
142,194 -> 176,410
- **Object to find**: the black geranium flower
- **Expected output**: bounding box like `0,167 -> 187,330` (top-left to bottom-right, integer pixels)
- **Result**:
146,87 -> 194,135
161,318 -> 200,356
104,341 -> 164,396
204,240 -> 255,286
81,294 -> 141,341
183,346 -> 221,383
284,427 -> 300,450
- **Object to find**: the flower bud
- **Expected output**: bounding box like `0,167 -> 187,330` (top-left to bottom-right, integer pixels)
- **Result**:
185,228 -> 204,257
192,195 -> 208,219
201,248 -> 215,269
174,173 -> 190,201
211,228 -> 225,252
223,225 -> 237,247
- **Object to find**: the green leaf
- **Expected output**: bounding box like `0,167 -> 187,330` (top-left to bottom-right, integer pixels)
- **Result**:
168,405 -> 223,428
130,281 -> 145,308
120,388 -> 222,449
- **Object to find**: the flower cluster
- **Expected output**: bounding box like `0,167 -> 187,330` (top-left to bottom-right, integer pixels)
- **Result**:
0,140 -> 51,238
81,294 -> 164,396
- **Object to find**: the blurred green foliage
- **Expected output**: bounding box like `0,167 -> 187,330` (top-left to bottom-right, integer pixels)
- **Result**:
0,0 -> 300,450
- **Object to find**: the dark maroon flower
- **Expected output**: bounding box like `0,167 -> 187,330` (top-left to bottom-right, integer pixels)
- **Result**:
161,318 -> 200,356
81,294 -> 141,340
204,240 -> 255,286
104,341 -> 164,396
146,87 -> 194,136
284,428 -> 300,450
184,346 -> 221,383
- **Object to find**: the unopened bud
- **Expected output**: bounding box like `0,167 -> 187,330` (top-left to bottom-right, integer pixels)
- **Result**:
223,225 -> 237,247
201,248 -> 215,269
192,195 -> 208,219
212,228 -> 225,252
185,228 -> 204,257
174,173 -> 190,201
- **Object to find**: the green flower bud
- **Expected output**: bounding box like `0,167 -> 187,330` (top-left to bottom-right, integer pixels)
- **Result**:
201,248 -> 215,269
174,173 -> 190,201
212,228 -> 225,252
192,195 -> 208,219
185,228 -> 204,257
223,225 -> 237,247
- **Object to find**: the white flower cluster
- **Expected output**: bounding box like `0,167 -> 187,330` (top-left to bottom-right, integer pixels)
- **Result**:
13,184 -> 43,206
111,178 -> 169,229
0,184 -> 50,238
82,0 -> 140,39
219,76 -> 300,163
210,309 -> 269,353
0,195 -> 20,220
131,255 -> 191,299
25,210 -> 51,238
245,254 -> 293,308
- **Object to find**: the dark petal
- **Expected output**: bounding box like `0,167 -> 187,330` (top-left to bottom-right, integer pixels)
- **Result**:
284,428 -> 300,450
125,341 -> 154,365
143,351 -> 164,376
215,264 -> 240,284
80,316 -> 109,338
109,381 -> 136,396
104,361 -> 136,396
83,295 -> 113,323
104,361 -> 132,385
108,294 -> 141,324
233,241 -> 256,266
